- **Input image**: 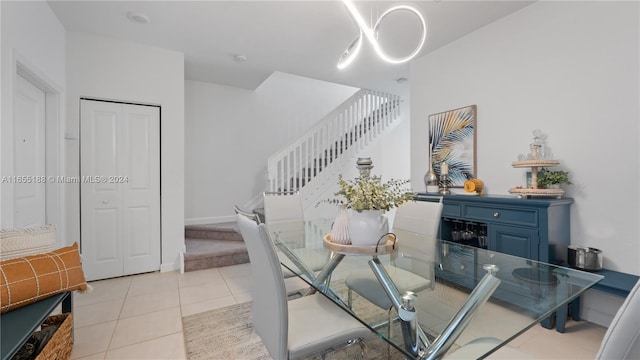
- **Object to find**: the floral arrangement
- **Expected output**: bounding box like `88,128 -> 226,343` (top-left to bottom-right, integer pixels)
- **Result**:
320,174 -> 416,212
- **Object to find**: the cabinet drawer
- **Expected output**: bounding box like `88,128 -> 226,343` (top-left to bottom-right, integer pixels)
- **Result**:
463,205 -> 538,227
442,203 -> 461,217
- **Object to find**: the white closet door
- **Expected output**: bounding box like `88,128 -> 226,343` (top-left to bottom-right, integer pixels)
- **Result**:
80,100 -> 160,281
121,104 -> 161,276
13,75 -> 46,228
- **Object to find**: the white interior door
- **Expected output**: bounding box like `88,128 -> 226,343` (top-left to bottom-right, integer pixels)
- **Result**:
13,74 -> 46,228
80,99 -> 160,281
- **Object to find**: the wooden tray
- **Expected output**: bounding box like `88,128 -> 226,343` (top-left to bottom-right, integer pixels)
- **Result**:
509,187 -> 564,198
323,234 -> 397,255
511,160 -> 560,168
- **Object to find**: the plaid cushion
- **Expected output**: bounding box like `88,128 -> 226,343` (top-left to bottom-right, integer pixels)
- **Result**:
0,242 -> 88,313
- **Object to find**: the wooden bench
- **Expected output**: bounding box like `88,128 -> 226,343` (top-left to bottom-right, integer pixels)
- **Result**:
555,269 -> 639,333
0,292 -> 73,360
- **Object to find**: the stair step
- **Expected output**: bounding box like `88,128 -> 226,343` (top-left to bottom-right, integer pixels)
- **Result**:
183,238 -> 249,272
184,222 -> 243,241
183,222 -> 250,272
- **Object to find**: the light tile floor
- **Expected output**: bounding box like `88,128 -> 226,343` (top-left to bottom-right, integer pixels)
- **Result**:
68,263 -> 606,359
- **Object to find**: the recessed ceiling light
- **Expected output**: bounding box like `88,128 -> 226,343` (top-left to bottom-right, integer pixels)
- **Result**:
233,54 -> 247,63
127,11 -> 151,24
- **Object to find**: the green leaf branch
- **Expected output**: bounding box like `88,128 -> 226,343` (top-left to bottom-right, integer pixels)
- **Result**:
318,174 -> 416,212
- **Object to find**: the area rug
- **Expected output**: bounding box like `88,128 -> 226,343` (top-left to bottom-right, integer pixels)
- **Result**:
182,299 -> 409,360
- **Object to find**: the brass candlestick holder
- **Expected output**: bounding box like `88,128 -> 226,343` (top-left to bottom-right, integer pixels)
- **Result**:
439,174 -> 451,194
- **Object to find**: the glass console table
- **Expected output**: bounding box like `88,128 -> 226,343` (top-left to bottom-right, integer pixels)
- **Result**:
269,219 -> 603,359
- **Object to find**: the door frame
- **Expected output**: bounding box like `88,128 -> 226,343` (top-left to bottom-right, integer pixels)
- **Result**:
2,51 -> 64,242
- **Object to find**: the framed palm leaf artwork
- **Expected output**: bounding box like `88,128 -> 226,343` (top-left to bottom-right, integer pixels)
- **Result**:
429,105 -> 477,187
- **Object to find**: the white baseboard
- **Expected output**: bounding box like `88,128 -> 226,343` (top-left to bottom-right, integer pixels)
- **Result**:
184,215 -> 235,225
160,262 -> 179,272
581,290 -> 624,327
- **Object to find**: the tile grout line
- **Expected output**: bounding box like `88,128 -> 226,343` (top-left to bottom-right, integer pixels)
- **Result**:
104,277 -> 132,357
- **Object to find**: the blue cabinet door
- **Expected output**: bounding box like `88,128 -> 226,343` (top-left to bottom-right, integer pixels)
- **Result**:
489,224 -> 539,259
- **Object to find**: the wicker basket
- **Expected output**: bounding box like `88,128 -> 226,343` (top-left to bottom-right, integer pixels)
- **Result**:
35,313 -> 73,360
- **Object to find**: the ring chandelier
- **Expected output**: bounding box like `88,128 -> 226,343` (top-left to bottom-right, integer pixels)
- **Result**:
337,0 -> 427,69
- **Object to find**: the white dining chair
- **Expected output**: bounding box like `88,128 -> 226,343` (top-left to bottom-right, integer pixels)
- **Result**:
596,278 -> 640,359
234,205 -> 308,294
233,205 -> 260,224
344,198 -> 443,333
263,191 -> 304,223
236,212 -> 372,359
261,192 -> 329,278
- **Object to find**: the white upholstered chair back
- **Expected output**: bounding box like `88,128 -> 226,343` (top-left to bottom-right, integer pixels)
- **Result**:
391,198 -> 442,289
236,213 -> 288,359
263,192 -> 304,223
344,199 -> 444,314
237,212 -> 372,359
392,198 -> 444,269
393,198 -> 443,242
263,192 -> 305,251
596,279 -> 640,359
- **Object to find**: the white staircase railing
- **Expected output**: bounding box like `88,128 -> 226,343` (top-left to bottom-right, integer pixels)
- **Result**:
266,89 -> 401,202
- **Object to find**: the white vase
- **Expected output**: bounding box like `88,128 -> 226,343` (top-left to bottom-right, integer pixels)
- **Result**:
348,210 -> 389,246
330,205 -> 351,244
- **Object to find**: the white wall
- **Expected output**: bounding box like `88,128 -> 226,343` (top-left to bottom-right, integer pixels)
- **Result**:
184,80 -> 257,223
410,1 -> 639,325
1,1 -> 66,241
66,32 -> 185,272
184,72 -> 361,223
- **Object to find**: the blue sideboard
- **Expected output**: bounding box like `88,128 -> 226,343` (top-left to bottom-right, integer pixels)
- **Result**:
417,193 -> 574,264
417,194 -> 639,333
418,193 -> 576,331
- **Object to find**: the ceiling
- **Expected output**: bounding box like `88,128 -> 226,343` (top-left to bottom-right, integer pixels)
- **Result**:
47,1 -> 534,93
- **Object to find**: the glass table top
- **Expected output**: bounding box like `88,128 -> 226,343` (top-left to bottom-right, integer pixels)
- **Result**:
268,219 -> 603,359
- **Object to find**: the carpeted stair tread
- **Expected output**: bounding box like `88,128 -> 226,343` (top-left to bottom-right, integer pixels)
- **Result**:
185,222 -> 243,241
184,238 -> 249,272
184,238 -> 247,259
183,222 -> 250,272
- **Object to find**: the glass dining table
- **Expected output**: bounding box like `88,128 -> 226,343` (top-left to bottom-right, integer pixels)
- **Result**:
267,219 -> 603,359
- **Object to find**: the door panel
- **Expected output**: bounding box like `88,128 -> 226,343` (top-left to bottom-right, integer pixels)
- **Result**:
81,102 -> 123,281
128,113 -> 151,189
122,104 -> 160,276
92,110 -> 118,185
13,75 -> 46,228
81,100 -> 160,281
91,208 -> 122,279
